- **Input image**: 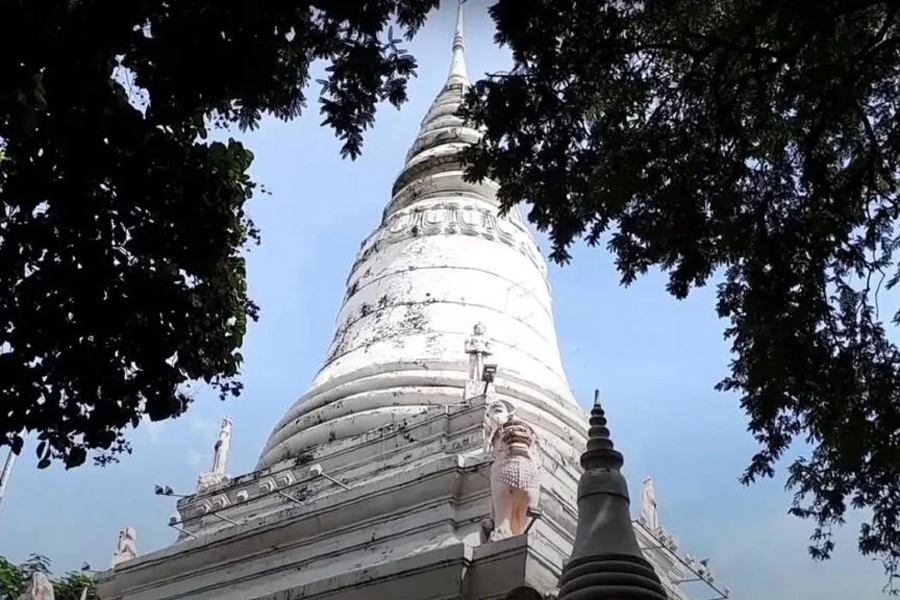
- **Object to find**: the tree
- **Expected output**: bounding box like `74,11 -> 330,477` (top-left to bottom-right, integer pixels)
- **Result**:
0,554 -> 99,600
4,0 -> 899,588
0,0 -> 438,468
459,0 -> 900,588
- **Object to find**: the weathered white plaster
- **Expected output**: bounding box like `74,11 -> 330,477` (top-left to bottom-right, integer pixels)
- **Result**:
256,3 -> 586,471
99,398 -> 577,600
99,394 -> 703,600
97,6 -> 718,600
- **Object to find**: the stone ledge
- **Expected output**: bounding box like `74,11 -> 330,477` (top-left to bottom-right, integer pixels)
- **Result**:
464,534 -> 562,600
98,455 -> 488,599
178,401 -> 485,525
257,543 -> 470,600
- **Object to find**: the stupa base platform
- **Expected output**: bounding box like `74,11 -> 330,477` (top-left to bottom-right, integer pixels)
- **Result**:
101,533 -> 560,600
96,401 -> 576,600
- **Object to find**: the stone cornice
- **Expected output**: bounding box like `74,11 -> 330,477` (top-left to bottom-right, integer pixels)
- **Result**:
101,454 -> 473,588
180,408 -> 485,525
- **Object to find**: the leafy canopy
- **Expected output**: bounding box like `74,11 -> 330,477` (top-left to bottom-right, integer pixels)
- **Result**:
4,0 -> 900,585
0,0 -> 437,468
460,0 -> 900,587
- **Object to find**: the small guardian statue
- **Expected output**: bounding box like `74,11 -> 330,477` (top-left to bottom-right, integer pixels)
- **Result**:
465,323 -> 492,378
464,323 -> 493,401
483,399 -> 540,541
110,526 -> 140,568
18,572 -> 54,600
197,417 -> 233,492
641,476 -> 659,531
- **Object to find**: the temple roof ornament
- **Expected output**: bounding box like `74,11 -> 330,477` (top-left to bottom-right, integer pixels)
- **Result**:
197,417 -> 233,493
557,391 -> 667,600
641,475 -> 660,531
110,526 -> 140,569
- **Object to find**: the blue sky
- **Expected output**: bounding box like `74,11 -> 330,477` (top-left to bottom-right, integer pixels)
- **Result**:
0,3 -> 888,598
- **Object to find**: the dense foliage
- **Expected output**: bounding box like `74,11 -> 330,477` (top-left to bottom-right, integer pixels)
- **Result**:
0,554 -> 98,600
4,0 -> 900,585
460,0 -> 900,587
0,0 -> 438,468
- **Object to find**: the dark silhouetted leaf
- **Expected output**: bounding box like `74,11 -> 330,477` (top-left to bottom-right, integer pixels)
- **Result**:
0,0 -> 439,471
460,0 -> 900,589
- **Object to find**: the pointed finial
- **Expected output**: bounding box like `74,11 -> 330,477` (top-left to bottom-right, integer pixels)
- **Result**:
448,0 -> 468,85
581,391 -> 624,471
557,395 -> 668,600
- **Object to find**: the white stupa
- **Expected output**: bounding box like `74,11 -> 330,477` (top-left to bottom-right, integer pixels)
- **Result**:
256,0 -> 586,474
97,5 -> 726,600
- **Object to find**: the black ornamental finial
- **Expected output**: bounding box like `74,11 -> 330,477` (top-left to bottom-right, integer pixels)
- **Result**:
557,394 -> 668,600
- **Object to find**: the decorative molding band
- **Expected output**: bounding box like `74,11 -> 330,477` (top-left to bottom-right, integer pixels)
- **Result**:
349,202 -> 549,282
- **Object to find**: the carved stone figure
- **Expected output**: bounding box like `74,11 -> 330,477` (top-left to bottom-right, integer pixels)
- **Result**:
641,476 -> 659,531
483,399 -> 540,541
212,417 -> 233,475
465,322 -> 492,381
110,526 -> 139,568
18,572 -> 54,600
197,417 -> 233,492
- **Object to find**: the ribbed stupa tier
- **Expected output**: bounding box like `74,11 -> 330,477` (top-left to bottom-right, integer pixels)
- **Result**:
558,396 -> 668,600
257,2 -> 587,470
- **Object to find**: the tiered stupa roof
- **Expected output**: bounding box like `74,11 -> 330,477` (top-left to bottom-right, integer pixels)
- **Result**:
257,0 -> 587,472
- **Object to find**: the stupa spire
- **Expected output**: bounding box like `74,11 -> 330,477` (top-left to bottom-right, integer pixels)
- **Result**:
557,391 -> 668,600
255,0 -> 587,473
383,0 -> 484,217
448,0 -> 468,85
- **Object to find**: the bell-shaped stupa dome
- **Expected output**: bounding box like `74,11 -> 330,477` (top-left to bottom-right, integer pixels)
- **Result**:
258,1 -> 586,470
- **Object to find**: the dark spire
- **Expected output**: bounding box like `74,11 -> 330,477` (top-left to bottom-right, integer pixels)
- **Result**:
557,391 -> 668,600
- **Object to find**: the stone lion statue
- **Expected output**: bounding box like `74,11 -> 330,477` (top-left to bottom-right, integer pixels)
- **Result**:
483,399 -> 540,541
18,572 -> 54,600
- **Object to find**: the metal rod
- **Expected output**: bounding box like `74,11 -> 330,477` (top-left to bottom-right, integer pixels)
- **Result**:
634,519 -> 730,597
321,472 -> 351,491
639,544 -> 667,551
276,490 -> 306,506
168,523 -> 198,540
210,512 -> 239,525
